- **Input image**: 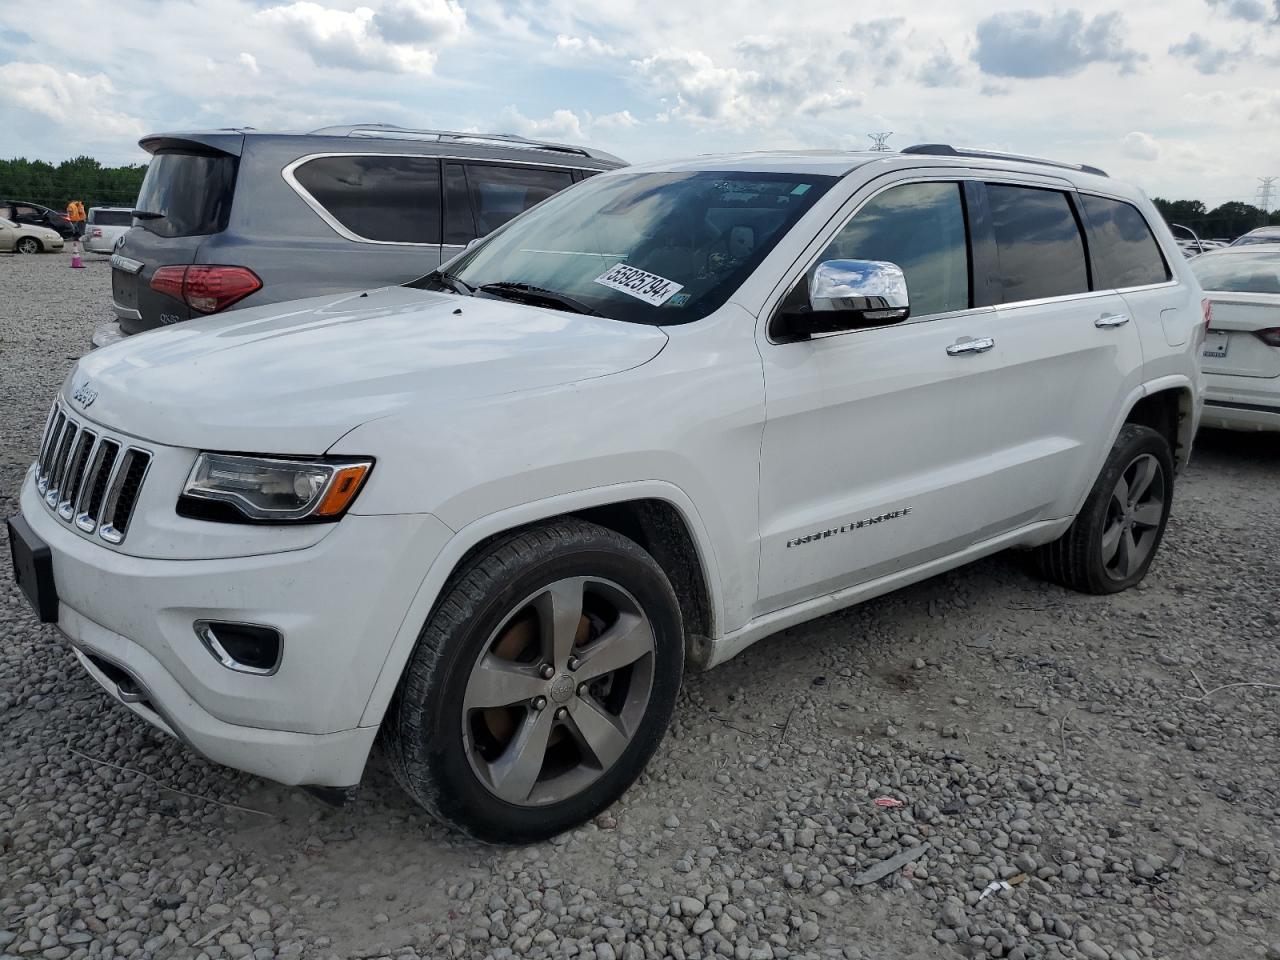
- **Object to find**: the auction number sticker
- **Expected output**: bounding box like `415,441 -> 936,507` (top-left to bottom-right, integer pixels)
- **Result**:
593,263 -> 684,306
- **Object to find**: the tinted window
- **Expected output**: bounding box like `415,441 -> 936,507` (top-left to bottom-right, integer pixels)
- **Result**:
135,151 -> 237,238
1082,195 -> 1169,288
1190,251 -> 1280,294
90,209 -> 133,227
986,184 -> 1088,302
294,155 -> 440,244
820,181 -> 970,317
443,162 -> 475,246
466,164 -> 574,234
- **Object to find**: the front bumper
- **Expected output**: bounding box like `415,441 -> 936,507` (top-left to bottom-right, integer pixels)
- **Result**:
18,472 -> 454,786
1202,373 -> 1280,433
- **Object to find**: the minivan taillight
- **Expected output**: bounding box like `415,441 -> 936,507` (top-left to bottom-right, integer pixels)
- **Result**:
1255,328 -> 1280,348
149,265 -> 262,314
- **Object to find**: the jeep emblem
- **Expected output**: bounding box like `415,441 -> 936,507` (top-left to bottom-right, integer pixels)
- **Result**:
72,381 -> 98,409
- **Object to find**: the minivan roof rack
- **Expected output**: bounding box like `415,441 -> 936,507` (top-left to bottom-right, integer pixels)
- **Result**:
900,143 -> 1108,178
307,123 -> 624,165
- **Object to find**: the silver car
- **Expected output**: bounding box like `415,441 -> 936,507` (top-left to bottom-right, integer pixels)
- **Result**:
96,124 -> 624,348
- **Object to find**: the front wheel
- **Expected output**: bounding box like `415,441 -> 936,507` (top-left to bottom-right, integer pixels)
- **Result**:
382,519 -> 684,842
1033,423 -> 1175,594
15,237 -> 40,254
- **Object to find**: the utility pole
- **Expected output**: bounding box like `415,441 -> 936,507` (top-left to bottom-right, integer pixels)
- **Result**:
1258,177 -> 1278,225
868,132 -> 893,152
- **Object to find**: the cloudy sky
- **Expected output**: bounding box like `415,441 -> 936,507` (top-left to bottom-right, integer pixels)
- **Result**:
1,0 -> 1278,203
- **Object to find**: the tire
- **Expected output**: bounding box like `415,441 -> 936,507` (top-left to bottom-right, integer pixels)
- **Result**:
1033,423 -> 1174,594
15,237 -> 40,254
381,518 -> 684,842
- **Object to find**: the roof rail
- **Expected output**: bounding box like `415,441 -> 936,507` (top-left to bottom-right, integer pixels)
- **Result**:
307,123 -> 624,165
900,143 -> 1108,178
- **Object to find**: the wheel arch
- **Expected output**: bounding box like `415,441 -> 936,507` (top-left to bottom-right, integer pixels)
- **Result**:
357,482 -> 723,730
1123,379 -> 1198,472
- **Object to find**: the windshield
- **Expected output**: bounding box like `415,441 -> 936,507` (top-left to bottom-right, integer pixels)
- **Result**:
411,170 -> 835,324
1191,251 -> 1280,294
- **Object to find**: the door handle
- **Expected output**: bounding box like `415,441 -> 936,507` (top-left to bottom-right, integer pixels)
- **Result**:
1095,313 -> 1130,328
946,336 -> 995,356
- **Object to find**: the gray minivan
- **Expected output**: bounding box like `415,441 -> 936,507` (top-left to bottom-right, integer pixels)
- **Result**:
95,124 -> 625,348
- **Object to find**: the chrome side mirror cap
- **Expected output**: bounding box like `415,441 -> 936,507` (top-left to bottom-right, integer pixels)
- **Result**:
774,259 -> 911,340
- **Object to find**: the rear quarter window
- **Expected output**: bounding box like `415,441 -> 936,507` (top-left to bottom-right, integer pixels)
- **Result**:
292,154 -> 441,244
1081,195 -> 1170,288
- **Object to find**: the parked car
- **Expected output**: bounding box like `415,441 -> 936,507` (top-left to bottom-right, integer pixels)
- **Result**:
0,200 -> 76,239
93,124 -> 625,349
0,216 -> 65,254
1190,245 -> 1280,431
1230,226 -> 1280,247
10,145 -> 1205,841
84,207 -> 134,254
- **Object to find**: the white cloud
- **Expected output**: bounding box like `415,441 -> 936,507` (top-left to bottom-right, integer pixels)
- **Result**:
255,0 -> 464,74
1121,131 -> 1161,161
238,52 -> 261,75
594,110 -> 640,129
553,34 -> 620,57
498,105 -> 585,142
0,63 -> 145,139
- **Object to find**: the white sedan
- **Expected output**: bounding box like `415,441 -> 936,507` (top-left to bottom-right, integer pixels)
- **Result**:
1191,245 -> 1280,432
0,216 -> 65,254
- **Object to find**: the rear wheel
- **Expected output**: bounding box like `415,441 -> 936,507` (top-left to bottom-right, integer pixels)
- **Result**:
15,237 -> 40,254
382,519 -> 683,842
1034,424 -> 1174,594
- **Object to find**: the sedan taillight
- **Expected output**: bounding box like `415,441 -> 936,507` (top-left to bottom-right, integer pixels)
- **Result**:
1198,298 -> 1212,348
149,265 -> 262,314
1255,327 -> 1280,348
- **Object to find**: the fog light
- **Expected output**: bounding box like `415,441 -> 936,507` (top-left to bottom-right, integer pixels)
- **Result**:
195,620 -> 282,675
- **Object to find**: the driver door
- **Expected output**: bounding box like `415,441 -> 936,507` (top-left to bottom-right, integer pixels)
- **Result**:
756,175 -> 1021,615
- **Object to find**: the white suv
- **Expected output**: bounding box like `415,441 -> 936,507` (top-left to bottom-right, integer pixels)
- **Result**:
9,145 -> 1206,841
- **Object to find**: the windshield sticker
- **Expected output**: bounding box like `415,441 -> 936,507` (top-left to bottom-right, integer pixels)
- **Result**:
665,293 -> 692,307
593,263 -> 684,306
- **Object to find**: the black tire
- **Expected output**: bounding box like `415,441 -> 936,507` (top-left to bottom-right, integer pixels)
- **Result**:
15,237 -> 40,254
381,518 -> 684,842
1033,423 -> 1174,594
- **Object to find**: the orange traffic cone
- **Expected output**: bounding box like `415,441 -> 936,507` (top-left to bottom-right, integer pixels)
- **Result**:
70,238 -> 84,268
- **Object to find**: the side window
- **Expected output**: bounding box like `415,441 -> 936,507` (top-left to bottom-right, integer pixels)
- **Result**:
818,181 -> 970,317
465,164 -> 574,235
1080,194 -> 1170,288
986,184 -> 1089,302
293,155 -> 441,244
443,162 -> 476,246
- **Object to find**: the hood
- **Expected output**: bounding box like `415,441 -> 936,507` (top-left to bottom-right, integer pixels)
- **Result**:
69,286 -> 669,453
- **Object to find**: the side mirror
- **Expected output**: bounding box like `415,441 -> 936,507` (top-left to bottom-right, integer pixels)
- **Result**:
775,259 -> 910,339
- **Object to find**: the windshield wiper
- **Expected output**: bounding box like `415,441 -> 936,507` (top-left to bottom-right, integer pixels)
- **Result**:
478,281 -> 602,317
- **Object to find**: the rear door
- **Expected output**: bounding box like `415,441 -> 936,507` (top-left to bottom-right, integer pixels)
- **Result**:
114,146 -> 239,334
973,179 -> 1143,521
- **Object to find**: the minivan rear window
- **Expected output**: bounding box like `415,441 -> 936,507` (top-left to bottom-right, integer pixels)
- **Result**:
292,154 -> 441,244
90,209 -> 134,227
135,151 -> 237,238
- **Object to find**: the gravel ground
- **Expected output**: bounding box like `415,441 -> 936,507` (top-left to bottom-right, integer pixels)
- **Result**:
1,252 -> 1278,960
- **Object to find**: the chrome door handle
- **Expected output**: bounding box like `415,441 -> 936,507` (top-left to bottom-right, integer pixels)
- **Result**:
946,336 -> 995,356
1095,313 -> 1130,328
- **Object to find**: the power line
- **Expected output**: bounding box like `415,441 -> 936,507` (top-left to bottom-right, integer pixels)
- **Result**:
867,132 -> 893,152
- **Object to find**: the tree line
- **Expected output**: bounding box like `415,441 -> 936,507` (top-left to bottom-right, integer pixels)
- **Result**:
0,156 -> 148,211
1151,197 -> 1280,240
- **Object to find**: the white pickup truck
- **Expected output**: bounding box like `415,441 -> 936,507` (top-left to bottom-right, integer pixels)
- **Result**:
10,145 -> 1205,841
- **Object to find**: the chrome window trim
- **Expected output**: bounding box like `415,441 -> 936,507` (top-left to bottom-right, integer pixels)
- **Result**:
281,152 -> 589,247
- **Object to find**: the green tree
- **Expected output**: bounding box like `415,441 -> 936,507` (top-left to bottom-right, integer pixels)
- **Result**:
0,156 -> 147,211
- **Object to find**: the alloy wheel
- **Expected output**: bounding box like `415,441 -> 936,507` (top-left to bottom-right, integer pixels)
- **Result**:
461,576 -> 655,807
16,238 -> 38,254
1100,453 -> 1166,580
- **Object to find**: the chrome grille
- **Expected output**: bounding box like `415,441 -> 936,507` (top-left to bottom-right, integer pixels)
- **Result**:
33,402 -> 151,545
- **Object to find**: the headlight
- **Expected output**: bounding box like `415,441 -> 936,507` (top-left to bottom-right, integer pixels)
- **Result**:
179,453 -> 373,522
